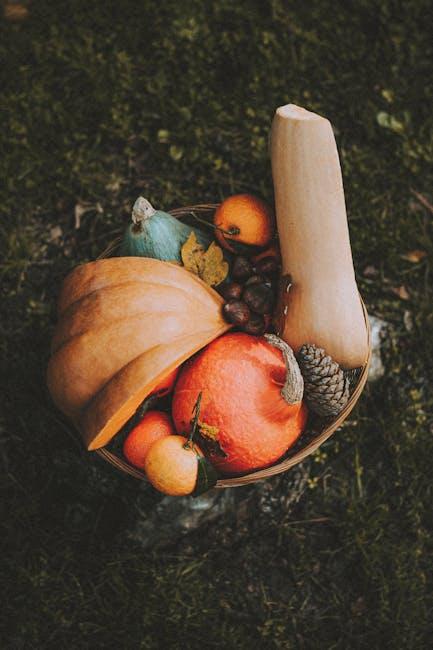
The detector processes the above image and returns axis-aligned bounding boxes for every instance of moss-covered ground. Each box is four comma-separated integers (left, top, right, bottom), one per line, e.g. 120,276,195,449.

1,1,432,647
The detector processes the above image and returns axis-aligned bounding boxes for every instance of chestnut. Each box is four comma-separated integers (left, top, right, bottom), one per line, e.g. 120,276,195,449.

244,274,266,286
219,282,243,301
242,283,274,315
242,313,266,336
231,256,254,281
223,300,251,326
255,256,279,277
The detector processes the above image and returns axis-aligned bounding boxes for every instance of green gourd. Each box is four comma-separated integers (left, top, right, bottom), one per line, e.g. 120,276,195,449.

119,197,213,262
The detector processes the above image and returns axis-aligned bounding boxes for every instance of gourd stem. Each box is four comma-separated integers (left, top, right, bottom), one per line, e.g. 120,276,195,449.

190,211,240,237
185,391,203,451
265,334,304,405
131,197,157,226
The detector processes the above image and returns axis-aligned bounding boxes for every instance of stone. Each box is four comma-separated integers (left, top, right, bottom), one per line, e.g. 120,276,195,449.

126,464,310,549
367,315,388,382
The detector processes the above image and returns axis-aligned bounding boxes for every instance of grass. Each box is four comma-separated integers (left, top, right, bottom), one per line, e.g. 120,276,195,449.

1,0,432,648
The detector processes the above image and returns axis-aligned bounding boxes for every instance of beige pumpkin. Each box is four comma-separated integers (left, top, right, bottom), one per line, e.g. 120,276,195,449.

47,257,231,450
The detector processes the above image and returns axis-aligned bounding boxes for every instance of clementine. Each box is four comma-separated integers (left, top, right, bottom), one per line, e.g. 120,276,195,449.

123,410,174,469
172,332,307,475
144,435,203,496
213,194,275,253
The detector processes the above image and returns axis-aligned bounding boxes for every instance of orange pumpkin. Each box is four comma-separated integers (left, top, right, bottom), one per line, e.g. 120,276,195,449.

172,332,307,475
47,257,231,450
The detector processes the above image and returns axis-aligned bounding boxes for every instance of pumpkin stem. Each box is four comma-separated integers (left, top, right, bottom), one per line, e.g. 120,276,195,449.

131,197,157,227
264,334,304,405
185,391,203,451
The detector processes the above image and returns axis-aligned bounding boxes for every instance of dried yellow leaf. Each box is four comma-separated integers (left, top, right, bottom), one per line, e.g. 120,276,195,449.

181,234,228,286
4,4,29,22
181,232,205,276
202,241,229,287
401,249,427,263
391,285,410,300
198,421,220,441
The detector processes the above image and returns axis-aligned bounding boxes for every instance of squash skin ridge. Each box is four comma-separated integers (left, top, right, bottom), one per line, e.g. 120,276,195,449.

57,258,225,316
57,276,221,320
50,282,215,353
51,308,193,356
47,311,224,417
80,324,232,450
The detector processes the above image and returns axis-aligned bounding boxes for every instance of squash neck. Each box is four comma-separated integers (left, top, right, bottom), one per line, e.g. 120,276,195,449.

131,197,157,229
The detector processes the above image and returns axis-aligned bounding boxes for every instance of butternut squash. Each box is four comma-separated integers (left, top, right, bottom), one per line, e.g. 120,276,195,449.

270,104,368,368
47,257,231,450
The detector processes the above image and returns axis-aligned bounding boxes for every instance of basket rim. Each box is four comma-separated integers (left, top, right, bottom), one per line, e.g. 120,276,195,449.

94,203,371,488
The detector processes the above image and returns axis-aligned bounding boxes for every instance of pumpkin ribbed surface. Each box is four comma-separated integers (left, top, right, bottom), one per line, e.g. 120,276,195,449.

47,258,231,450
172,333,307,475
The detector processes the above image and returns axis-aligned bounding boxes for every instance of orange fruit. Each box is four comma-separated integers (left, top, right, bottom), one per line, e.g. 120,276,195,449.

214,194,275,253
151,367,180,397
144,435,203,496
123,411,174,469
172,333,307,475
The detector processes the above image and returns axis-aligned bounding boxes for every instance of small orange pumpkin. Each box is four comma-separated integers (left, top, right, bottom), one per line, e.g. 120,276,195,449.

47,257,231,450
172,332,307,475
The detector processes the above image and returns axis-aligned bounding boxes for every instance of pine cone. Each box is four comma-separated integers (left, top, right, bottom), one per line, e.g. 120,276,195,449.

297,344,350,418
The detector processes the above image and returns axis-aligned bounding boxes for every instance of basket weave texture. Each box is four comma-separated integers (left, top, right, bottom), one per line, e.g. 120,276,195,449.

95,204,371,488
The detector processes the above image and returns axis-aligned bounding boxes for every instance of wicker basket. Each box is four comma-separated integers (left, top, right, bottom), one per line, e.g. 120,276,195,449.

94,203,371,488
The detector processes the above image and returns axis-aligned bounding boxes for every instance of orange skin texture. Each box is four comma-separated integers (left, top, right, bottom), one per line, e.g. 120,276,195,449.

144,435,203,496
123,411,175,469
151,367,180,397
214,194,275,253
172,333,307,475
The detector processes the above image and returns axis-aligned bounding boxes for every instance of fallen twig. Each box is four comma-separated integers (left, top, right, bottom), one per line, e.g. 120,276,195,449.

410,189,433,215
